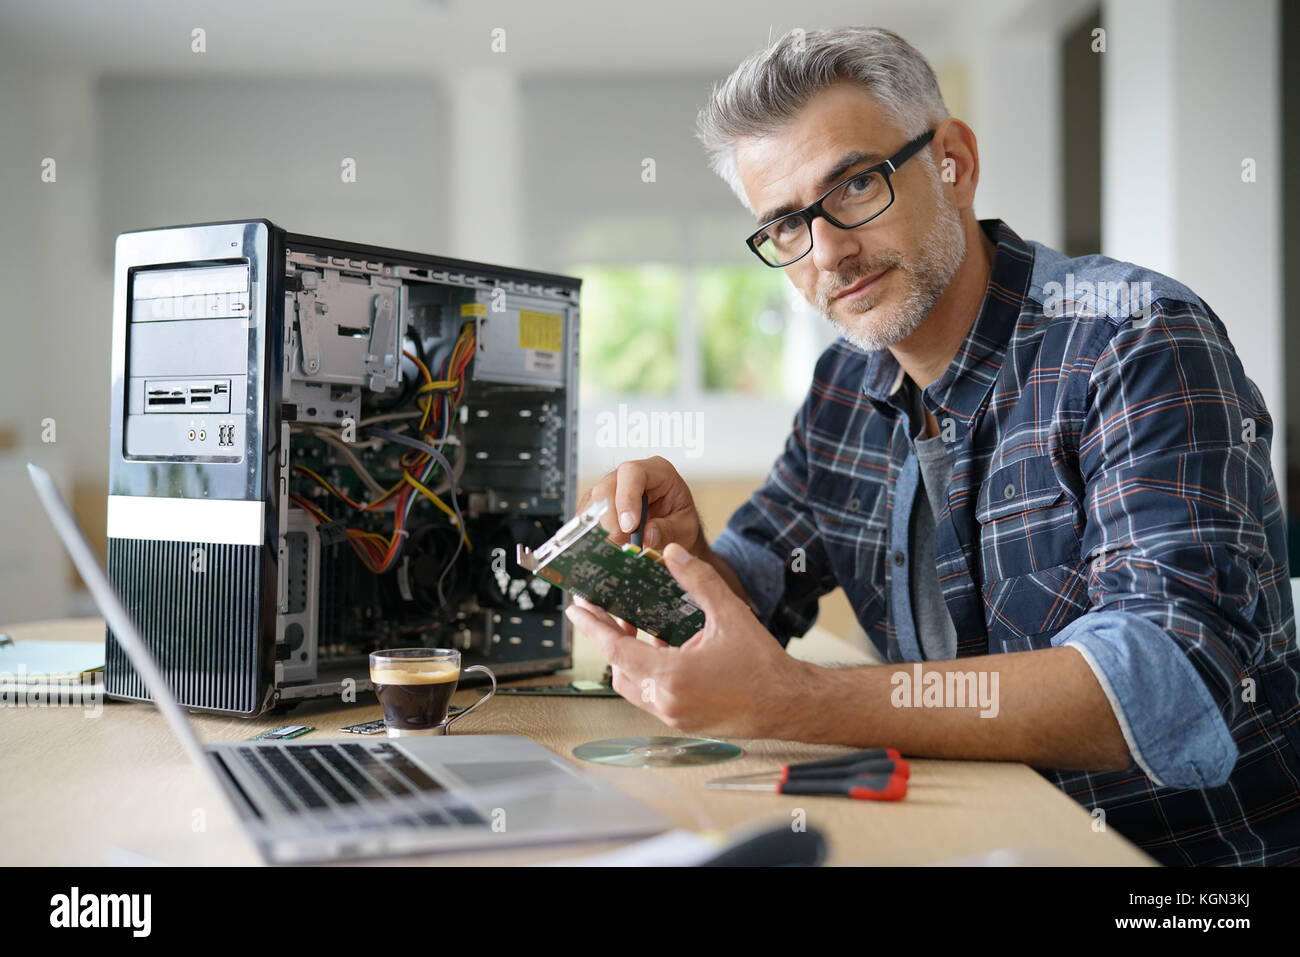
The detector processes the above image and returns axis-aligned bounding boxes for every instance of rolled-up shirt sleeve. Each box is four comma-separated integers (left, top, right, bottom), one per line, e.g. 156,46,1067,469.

1051,612,1237,788
711,526,790,629
1069,297,1280,789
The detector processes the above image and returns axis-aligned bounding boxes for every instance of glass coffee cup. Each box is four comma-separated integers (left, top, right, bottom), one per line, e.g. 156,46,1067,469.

368,649,496,737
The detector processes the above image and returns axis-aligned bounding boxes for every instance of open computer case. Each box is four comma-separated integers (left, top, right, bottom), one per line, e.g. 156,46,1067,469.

106,219,579,716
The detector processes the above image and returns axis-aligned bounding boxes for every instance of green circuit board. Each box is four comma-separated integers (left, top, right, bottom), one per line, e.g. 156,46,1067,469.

516,501,706,646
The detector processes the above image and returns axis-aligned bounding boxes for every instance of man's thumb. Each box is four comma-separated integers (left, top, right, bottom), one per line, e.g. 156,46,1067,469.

662,542,736,619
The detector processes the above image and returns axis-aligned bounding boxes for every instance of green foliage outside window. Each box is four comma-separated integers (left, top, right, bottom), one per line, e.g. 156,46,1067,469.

571,263,797,397
572,264,681,397
695,266,791,394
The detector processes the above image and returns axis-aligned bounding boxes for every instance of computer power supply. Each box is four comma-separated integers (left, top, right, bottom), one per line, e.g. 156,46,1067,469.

106,219,579,716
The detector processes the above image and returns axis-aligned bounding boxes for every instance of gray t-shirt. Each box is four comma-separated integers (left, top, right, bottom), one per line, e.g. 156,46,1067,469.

899,375,959,660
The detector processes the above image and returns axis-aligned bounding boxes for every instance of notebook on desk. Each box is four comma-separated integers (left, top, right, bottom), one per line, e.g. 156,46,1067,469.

0,639,103,677
0,639,104,703
26,463,669,864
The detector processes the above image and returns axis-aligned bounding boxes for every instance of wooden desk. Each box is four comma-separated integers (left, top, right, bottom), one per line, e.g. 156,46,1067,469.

0,618,1153,866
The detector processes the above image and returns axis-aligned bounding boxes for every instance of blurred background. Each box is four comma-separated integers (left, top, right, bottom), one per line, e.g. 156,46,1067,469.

0,0,1290,645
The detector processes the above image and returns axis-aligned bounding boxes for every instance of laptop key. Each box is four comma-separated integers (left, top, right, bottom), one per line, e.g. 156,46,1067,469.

288,747,358,805
310,745,384,800
235,747,297,813
350,744,480,829
341,743,416,797
262,748,327,809
444,803,486,826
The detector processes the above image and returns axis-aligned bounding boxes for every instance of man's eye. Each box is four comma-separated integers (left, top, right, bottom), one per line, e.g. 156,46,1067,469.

845,174,879,197
773,216,803,237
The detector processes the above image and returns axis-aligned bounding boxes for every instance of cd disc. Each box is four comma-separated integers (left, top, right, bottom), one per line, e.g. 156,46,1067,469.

572,736,743,768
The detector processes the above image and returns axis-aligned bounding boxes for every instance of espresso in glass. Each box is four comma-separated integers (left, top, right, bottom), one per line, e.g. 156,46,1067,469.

369,649,496,737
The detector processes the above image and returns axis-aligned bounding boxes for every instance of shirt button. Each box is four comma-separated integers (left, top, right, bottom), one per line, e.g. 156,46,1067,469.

1003,482,1016,500
892,550,905,566
847,497,860,512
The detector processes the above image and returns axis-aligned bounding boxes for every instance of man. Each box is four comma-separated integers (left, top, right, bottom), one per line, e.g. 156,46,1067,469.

567,27,1300,866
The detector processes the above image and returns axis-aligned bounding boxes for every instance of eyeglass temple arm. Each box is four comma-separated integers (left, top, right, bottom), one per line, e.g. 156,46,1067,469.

886,128,936,174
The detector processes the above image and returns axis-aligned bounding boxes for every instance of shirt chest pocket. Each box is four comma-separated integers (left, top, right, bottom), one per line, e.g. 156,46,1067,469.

806,464,887,529
805,471,887,623
974,455,1083,582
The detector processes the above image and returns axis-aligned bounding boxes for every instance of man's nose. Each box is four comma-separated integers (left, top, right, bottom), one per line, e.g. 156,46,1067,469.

808,215,863,274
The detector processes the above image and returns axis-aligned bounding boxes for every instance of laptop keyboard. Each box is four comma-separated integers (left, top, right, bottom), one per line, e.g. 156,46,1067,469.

234,742,485,828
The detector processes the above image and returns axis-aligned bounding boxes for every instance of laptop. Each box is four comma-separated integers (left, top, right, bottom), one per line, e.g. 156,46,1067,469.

27,463,669,864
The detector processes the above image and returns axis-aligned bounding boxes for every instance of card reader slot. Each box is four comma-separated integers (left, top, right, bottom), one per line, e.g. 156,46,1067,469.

142,378,232,413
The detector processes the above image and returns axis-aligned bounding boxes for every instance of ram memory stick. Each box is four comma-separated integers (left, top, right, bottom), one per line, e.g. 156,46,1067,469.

516,499,706,646
247,724,314,741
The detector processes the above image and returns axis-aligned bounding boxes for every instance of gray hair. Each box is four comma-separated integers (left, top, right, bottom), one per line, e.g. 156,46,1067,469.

696,27,950,214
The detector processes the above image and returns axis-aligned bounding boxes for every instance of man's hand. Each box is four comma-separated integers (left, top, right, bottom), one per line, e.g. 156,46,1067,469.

564,542,802,739
577,456,750,603
577,456,705,555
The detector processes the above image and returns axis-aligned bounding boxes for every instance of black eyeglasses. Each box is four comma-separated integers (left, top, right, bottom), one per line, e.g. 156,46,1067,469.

745,129,936,267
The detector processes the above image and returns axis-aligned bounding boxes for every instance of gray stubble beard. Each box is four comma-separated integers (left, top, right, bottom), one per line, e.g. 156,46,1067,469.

815,166,967,354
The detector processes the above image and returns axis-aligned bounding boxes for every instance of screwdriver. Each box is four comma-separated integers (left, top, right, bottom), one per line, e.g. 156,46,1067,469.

706,748,909,801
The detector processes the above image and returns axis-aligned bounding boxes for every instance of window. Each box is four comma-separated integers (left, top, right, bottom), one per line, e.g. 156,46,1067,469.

696,265,791,394
572,262,823,401
570,225,835,478
574,264,683,398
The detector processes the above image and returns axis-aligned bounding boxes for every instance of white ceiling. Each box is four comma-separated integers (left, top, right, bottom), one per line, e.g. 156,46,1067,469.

0,0,990,77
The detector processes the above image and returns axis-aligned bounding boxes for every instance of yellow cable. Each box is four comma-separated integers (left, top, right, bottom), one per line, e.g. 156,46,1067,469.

293,465,361,506
404,351,433,385
402,472,471,550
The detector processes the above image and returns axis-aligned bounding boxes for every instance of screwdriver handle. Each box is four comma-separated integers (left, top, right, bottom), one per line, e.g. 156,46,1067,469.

777,772,908,801
786,748,900,773
629,492,649,549
785,757,909,782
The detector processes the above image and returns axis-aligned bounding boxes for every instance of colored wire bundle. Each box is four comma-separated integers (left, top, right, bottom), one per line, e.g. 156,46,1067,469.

289,323,477,577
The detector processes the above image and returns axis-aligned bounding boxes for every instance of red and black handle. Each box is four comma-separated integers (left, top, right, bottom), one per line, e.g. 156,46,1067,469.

776,769,908,801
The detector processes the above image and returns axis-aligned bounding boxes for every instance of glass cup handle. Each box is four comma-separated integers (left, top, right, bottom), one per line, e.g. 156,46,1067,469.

442,665,497,734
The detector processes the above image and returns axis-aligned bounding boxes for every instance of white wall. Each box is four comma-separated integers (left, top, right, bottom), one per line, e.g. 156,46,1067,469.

966,30,1063,249
0,61,51,459
520,73,760,271
1102,0,1284,494
0,62,76,621
98,77,447,262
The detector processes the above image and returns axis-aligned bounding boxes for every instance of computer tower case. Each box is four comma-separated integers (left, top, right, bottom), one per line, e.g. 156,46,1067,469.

106,219,580,715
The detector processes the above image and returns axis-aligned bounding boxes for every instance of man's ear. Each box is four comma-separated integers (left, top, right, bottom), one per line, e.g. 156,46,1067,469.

932,118,980,211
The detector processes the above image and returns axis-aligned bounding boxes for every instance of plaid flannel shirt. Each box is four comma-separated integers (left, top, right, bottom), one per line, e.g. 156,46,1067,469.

713,219,1300,866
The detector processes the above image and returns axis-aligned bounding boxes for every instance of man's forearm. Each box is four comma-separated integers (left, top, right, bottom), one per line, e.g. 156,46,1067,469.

782,646,1132,772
